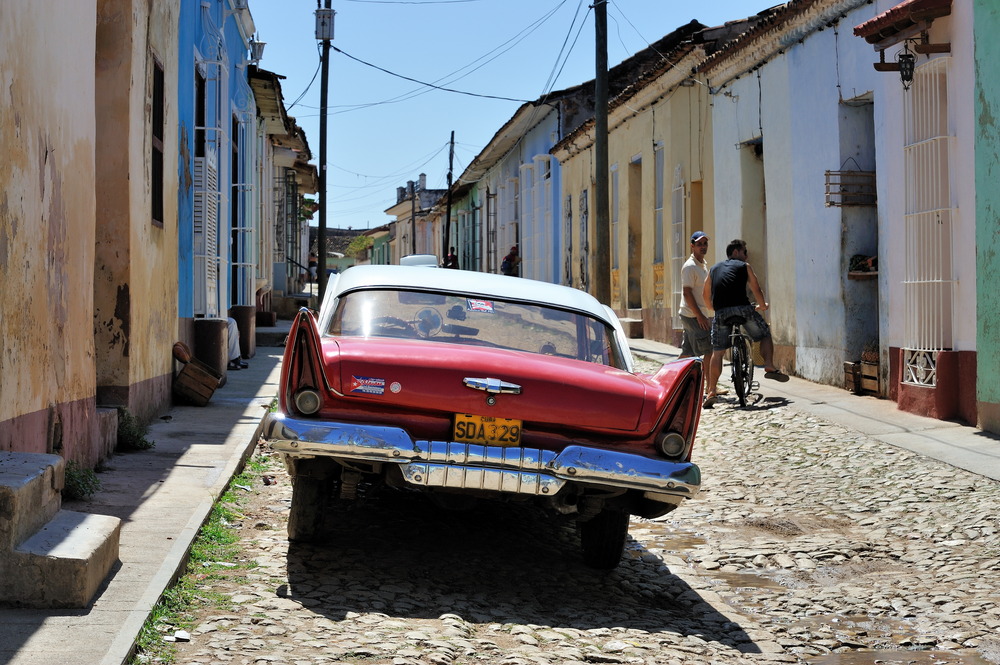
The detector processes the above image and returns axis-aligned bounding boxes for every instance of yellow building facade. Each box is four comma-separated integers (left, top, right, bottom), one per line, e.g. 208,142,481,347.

0,0,180,467
553,46,715,345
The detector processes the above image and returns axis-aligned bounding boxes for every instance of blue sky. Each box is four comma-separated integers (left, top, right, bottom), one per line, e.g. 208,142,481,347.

249,0,779,231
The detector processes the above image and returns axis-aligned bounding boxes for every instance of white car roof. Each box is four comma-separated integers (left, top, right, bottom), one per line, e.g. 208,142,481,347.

321,264,614,324
399,254,439,267
317,264,635,373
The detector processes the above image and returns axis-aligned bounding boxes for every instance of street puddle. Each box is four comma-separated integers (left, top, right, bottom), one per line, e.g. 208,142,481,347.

809,650,993,664
705,569,785,590
790,613,915,641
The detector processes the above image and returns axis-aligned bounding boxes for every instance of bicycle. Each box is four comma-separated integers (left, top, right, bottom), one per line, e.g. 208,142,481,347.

723,314,759,407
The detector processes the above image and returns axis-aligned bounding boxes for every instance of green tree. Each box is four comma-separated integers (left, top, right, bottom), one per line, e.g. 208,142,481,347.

345,235,373,259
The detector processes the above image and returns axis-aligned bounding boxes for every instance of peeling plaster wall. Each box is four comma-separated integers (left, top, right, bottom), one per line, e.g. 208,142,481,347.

94,0,179,421
0,1,99,457
707,1,884,386
553,77,715,344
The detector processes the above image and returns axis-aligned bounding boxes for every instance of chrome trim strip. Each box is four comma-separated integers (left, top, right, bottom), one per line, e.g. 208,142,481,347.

463,377,522,394
261,413,700,499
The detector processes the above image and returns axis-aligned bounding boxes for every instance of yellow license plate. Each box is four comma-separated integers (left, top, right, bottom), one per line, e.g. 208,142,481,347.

453,414,522,446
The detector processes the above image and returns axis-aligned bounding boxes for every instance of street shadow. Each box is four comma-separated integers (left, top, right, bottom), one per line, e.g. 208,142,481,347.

705,393,790,411
284,492,762,653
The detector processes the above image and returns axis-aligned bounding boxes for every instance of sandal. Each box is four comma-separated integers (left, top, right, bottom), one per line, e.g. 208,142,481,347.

764,369,789,382
702,394,718,409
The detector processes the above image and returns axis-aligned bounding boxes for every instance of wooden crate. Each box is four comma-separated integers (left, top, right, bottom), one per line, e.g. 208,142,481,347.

860,361,879,393
174,357,222,406
844,361,861,393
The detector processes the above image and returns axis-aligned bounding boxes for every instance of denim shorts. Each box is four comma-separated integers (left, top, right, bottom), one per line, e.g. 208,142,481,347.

711,305,771,350
680,315,713,356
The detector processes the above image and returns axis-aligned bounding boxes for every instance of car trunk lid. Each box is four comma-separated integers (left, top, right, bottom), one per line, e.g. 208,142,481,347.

326,338,647,432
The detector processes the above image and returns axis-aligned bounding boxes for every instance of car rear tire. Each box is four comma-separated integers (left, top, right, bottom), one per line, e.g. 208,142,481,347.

288,475,327,542
579,508,630,569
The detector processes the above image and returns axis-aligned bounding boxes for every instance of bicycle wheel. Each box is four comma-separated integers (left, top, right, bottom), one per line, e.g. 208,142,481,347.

731,336,748,407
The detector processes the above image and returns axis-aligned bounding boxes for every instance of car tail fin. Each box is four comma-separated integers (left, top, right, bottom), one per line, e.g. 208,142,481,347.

281,307,329,414
655,359,703,461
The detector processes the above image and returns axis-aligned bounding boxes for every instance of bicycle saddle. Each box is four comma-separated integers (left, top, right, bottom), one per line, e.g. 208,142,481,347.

723,315,747,326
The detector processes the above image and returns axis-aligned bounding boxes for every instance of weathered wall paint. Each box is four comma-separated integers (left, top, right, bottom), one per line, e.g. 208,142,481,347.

555,68,715,345
974,0,1000,431
94,0,179,422
0,1,100,459
707,3,887,386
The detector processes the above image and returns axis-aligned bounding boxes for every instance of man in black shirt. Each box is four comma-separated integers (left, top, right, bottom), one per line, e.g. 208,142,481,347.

701,239,788,407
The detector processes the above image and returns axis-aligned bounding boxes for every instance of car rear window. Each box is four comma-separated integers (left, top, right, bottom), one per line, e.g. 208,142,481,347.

326,289,625,368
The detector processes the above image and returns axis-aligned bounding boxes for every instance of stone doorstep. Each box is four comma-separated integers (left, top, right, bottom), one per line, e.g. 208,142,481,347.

0,453,121,608
0,452,64,552
256,330,289,348
8,510,121,608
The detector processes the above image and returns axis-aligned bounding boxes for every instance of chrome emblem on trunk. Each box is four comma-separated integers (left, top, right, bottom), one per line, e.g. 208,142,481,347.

463,377,522,395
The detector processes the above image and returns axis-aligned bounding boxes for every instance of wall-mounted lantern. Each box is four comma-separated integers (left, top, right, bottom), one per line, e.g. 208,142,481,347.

249,38,265,64
897,42,916,91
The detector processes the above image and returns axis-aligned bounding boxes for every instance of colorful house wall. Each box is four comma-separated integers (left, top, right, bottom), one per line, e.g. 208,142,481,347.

553,21,720,344
974,0,1000,432
0,1,101,460
177,0,257,326
94,0,181,423
702,0,883,384
854,0,978,425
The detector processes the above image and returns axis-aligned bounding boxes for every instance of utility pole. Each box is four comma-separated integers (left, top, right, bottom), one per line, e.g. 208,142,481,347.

593,0,610,304
444,131,454,260
315,1,334,301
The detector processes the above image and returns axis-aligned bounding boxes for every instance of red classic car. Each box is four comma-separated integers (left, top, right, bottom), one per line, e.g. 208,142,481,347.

260,264,702,568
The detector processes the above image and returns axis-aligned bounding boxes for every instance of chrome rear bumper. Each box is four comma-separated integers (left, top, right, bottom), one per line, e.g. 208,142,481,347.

260,412,700,501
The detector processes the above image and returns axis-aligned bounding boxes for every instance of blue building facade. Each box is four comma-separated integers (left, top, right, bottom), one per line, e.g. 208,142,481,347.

177,0,258,319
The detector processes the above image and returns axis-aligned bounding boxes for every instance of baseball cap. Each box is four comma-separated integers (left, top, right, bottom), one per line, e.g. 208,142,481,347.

690,231,708,243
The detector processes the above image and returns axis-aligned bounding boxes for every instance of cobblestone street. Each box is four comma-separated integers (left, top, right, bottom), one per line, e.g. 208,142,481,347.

169,356,1000,665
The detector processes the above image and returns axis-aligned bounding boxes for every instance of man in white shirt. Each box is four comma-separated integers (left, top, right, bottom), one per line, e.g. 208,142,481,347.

678,232,714,382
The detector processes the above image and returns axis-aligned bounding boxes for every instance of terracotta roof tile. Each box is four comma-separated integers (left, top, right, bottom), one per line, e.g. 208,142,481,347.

853,0,951,42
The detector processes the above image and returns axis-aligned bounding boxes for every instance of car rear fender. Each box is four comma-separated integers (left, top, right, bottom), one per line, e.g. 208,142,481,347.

280,307,333,414
647,359,703,462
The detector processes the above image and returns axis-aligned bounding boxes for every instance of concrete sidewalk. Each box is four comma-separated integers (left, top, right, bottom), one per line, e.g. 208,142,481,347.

2,328,998,665
0,331,286,665
629,337,1000,482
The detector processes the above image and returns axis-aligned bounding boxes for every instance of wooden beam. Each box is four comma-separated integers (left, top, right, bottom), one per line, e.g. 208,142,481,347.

915,42,950,54
872,20,930,50
874,62,901,72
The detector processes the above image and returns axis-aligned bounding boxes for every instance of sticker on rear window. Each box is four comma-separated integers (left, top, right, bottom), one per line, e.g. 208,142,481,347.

467,299,494,313
350,375,386,395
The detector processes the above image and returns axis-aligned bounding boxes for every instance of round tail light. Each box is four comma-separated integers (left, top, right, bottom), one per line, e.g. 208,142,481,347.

656,431,687,458
294,389,322,415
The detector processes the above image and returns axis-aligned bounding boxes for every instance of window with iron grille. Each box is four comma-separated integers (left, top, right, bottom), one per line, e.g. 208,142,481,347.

902,56,955,387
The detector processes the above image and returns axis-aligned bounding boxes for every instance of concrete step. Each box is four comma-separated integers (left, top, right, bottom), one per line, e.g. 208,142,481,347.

0,452,64,553
0,452,121,608
620,317,644,339
257,329,289,348
9,510,121,608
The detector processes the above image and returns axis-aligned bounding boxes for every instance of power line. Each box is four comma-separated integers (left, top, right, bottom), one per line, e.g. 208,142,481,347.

331,46,531,102
342,0,484,4
287,43,322,110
